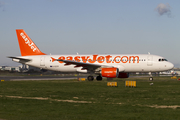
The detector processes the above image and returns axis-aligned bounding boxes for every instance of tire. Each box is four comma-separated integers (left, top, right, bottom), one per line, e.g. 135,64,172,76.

87,76,94,81
96,76,102,81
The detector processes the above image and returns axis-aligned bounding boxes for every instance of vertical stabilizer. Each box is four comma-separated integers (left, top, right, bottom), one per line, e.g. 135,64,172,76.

16,29,46,56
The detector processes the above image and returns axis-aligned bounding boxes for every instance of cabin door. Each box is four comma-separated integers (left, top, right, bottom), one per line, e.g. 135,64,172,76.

147,55,153,66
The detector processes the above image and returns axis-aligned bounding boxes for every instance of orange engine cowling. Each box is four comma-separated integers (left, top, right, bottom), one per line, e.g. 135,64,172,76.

117,73,129,78
101,68,119,78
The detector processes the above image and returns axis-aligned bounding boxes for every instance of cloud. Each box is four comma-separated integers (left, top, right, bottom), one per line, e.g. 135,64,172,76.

155,3,171,17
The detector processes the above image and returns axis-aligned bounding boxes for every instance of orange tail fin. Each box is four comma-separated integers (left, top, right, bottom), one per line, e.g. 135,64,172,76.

16,29,46,56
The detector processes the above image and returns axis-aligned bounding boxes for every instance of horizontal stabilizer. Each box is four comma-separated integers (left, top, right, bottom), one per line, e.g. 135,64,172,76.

8,56,31,63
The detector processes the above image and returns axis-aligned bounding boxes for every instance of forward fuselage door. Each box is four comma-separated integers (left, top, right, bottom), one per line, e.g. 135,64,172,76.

147,55,153,66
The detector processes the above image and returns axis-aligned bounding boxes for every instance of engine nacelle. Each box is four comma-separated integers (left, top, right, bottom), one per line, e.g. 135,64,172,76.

101,68,119,78
117,73,129,78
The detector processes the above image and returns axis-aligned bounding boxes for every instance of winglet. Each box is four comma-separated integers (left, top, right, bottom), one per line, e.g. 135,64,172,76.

16,29,46,56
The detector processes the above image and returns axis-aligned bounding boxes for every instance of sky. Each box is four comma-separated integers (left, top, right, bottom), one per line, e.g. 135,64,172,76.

0,0,180,67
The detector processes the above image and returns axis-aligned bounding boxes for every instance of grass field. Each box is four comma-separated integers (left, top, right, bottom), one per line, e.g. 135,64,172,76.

0,76,180,120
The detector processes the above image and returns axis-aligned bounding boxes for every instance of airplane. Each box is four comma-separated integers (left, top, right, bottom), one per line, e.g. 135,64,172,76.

9,29,174,81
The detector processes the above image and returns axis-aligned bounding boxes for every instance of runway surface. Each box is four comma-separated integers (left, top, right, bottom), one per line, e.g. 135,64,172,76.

0,75,151,81
0,75,81,81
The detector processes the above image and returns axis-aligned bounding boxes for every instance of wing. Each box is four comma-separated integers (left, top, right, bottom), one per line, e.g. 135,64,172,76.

55,59,112,70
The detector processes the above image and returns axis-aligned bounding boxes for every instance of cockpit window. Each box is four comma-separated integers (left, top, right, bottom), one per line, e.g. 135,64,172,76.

159,58,168,62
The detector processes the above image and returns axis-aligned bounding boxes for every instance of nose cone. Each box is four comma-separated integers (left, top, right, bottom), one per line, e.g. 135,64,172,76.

167,62,174,70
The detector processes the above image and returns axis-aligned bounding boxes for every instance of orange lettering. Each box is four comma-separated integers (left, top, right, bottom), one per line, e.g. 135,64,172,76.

121,56,128,63
105,55,112,63
129,56,139,63
89,55,98,63
56,55,139,64
97,56,105,63
66,56,73,61
114,56,120,63
81,56,90,63
74,56,80,62
58,56,65,63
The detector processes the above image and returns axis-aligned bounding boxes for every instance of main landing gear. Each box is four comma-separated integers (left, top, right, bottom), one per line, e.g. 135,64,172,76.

96,76,102,81
87,76,94,81
87,75,102,81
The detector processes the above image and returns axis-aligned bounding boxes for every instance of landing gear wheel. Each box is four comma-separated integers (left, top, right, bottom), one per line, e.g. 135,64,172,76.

96,76,102,81
149,77,153,81
87,76,94,81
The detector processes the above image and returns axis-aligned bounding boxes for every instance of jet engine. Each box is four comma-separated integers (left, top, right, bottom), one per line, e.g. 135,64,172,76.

101,68,119,78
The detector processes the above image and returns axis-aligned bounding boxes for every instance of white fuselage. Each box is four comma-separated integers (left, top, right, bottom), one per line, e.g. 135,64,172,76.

14,54,174,73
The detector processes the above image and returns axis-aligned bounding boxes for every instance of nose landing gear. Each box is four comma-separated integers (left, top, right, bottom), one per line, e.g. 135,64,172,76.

149,72,153,81
149,77,153,81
